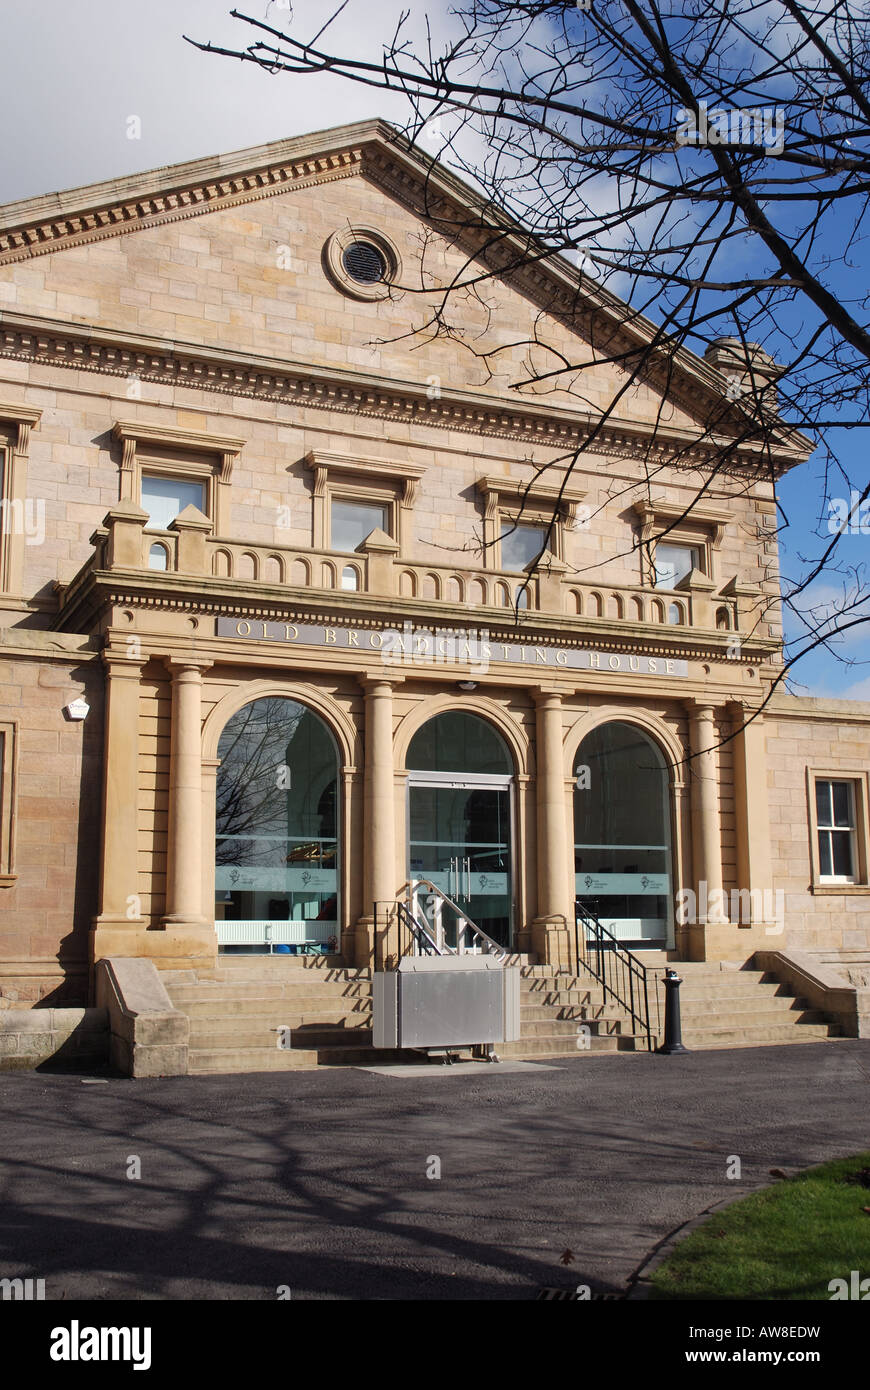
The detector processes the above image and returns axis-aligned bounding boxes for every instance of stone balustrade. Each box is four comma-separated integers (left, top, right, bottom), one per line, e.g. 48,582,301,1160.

60,502,762,636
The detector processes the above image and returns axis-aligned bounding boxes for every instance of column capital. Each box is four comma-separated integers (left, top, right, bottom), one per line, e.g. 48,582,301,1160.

726,696,764,720
357,672,402,693
101,649,146,675
685,697,718,719
531,686,563,707
163,655,213,676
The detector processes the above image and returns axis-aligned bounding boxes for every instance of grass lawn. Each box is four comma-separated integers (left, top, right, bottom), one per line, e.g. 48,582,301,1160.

650,1152,870,1300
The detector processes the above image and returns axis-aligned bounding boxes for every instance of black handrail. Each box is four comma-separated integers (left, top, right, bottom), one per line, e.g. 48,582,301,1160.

573,898,663,1051
373,898,443,971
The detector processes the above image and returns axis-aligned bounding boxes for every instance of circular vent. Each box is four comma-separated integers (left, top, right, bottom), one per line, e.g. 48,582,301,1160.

342,241,387,285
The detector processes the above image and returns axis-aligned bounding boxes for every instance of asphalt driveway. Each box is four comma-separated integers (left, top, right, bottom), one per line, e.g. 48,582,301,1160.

1,1041,868,1300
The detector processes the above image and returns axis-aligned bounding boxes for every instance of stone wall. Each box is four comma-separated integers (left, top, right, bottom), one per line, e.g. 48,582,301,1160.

0,1006,108,1069
767,695,870,953
0,637,103,1006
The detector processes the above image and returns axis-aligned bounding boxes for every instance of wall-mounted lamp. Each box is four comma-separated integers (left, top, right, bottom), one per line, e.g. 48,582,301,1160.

457,681,478,692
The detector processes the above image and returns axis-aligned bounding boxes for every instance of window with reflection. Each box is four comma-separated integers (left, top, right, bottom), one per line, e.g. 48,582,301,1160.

815,779,856,882
574,721,672,944
140,474,205,530
331,499,387,552
215,698,338,949
654,542,699,590
500,521,545,572
407,711,512,775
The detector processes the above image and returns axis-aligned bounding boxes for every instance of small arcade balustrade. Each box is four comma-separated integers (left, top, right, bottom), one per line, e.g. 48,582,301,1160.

55,499,766,639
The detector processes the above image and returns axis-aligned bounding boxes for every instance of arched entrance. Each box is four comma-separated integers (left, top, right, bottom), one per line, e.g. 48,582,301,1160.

406,711,514,947
573,720,673,946
214,697,339,953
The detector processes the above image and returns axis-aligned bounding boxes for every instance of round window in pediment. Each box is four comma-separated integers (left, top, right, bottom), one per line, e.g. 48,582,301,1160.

323,226,402,300
342,241,387,285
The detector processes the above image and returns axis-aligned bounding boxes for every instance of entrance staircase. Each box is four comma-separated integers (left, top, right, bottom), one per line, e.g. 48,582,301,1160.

161,955,649,1074
163,958,379,1074
505,965,649,1058
635,952,841,1049
161,894,842,1074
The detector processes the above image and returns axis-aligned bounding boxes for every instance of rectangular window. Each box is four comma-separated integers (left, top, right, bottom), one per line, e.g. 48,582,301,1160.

330,499,387,553
815,779,856,882
140,474,206,531
500,522,546,573
654,542,699,590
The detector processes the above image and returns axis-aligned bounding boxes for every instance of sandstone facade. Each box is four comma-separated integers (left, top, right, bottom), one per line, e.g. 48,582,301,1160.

0,120,865,1006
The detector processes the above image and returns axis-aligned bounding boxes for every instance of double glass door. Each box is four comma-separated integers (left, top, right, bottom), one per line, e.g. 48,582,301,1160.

408,775,513,948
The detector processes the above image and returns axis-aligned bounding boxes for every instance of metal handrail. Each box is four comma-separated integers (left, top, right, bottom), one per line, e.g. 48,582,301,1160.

573,898,663,1051
404,878,509,961
373,880,510,970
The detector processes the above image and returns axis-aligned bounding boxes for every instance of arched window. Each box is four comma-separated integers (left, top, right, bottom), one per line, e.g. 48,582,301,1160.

574,721,672,945
215,698,339,953
408,711,512,774
148,543,168,571
341,565,359,591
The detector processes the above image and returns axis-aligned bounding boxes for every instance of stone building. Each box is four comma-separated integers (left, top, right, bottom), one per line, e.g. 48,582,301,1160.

0,120,867,1067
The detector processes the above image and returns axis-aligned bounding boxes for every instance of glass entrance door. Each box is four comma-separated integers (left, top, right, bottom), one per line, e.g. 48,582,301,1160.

408,777,513,948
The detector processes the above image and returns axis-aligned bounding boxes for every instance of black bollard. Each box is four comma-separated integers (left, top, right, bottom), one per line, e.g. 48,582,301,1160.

658,967,689,1054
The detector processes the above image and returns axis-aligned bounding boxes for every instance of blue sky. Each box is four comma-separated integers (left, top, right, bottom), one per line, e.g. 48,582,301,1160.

2,0,865,698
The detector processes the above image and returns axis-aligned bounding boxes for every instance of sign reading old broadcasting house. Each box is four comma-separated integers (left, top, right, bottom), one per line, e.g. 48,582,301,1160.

0,120,868,1074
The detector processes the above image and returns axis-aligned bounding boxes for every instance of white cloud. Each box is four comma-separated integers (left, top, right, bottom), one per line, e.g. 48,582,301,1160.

830,674,870,702
0,0,456,204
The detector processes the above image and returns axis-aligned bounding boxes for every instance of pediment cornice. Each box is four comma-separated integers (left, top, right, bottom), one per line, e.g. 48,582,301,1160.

0,309,804,477
0,143,364,266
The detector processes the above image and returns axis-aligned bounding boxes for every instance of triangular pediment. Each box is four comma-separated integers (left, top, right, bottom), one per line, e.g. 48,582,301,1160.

169,504,212,531
0,119,812,467
356,528,399,554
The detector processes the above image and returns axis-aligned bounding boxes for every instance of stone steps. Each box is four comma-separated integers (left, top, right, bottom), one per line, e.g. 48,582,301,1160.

170,948,843,1072
522,987,608,1004
166,979,368,1004
680,1022,837,1048
188,1046,325,1074
210,960,369,981
679,998,824,1021
188,1008,370,1035
514,1016,628,1038
168,995,361,1019
181,966,371,983
520,1003,623,1022
188,1041,420,1074
498,1032,644,1058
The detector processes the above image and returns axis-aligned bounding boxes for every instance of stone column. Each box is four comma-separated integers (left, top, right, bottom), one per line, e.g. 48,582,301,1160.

357,676,399,966
532,689,572,969
92,650,145,955
729,700,775,930
163,659,211,929
687,701,724,926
